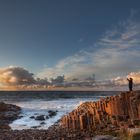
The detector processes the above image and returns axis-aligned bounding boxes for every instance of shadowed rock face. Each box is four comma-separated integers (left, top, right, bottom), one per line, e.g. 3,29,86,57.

0,102,21,129
60,91,140,134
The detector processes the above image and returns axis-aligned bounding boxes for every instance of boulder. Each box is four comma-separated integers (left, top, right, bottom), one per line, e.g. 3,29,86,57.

30,116,35,119
0,124,11,130
35,115,45,121
40,122,46,125
0,102,21,130
48,110,57,117
0,102,7,111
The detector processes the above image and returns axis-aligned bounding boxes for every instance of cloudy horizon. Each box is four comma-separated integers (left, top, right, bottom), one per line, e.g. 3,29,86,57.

0,0,140,90
0,65,140,91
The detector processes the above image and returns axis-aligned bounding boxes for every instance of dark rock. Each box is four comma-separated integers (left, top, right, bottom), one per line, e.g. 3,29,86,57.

0,102,8,111
31,126,40,129
35,115,45,121
48,110,57,117
133,119,140,125
40,122,46,125
18,115,24,119
30,116,35,119
128,124,135,128
0,124,11,130
0,102,21,130
117,115,124,122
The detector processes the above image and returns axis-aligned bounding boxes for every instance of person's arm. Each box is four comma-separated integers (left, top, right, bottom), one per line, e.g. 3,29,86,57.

127,78,129,81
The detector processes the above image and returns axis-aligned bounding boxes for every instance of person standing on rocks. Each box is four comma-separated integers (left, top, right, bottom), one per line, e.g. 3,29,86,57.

127,77,133,91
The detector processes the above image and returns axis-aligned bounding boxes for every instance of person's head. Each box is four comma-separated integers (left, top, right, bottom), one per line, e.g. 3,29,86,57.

130,77,133,80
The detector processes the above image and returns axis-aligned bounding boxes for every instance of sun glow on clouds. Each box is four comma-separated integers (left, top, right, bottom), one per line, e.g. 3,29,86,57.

0,66,35,89
0,66,140,90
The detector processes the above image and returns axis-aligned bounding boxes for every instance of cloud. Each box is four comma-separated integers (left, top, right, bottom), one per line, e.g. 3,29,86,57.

108,71,140,88
127,72,140,85
51,75,65,86
1,12,140,90
0,66,65,89
62,71,140,90
0,66,35,86
38,12,140,81
36,78,50,86
0,66,140,90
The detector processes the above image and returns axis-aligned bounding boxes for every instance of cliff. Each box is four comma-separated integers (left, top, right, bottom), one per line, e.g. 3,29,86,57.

60,91,140,138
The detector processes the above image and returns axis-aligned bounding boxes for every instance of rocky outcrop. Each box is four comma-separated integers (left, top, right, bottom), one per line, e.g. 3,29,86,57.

60,91,140,136
0,102,21,129
48,110,57,117
31,110,57,121
35,115,46,121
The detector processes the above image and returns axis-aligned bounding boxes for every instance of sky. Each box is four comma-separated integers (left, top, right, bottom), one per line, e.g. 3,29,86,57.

0,0,140,90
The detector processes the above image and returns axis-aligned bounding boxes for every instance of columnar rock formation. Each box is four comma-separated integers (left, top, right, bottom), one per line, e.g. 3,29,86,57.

60,91,140,132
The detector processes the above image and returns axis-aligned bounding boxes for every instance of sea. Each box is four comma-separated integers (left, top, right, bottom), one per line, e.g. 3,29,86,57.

0,91,119,130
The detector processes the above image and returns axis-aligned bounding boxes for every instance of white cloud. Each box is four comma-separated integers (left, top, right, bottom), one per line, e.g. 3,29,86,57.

38,13,140,82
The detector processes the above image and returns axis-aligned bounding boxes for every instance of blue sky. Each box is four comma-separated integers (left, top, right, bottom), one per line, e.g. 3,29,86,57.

0,0,140,90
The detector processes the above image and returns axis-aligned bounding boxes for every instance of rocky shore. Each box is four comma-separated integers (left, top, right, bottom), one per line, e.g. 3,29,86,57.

0,91,140,140
0,102,21,129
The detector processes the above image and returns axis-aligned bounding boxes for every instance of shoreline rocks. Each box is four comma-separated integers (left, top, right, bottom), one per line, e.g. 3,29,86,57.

35,115,46,121
30,110,57,121
0,102,21,130
48,110,57,117
0,91,140,139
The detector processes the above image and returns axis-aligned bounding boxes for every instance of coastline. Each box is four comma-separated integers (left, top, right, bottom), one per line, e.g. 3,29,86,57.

0,91,140,140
